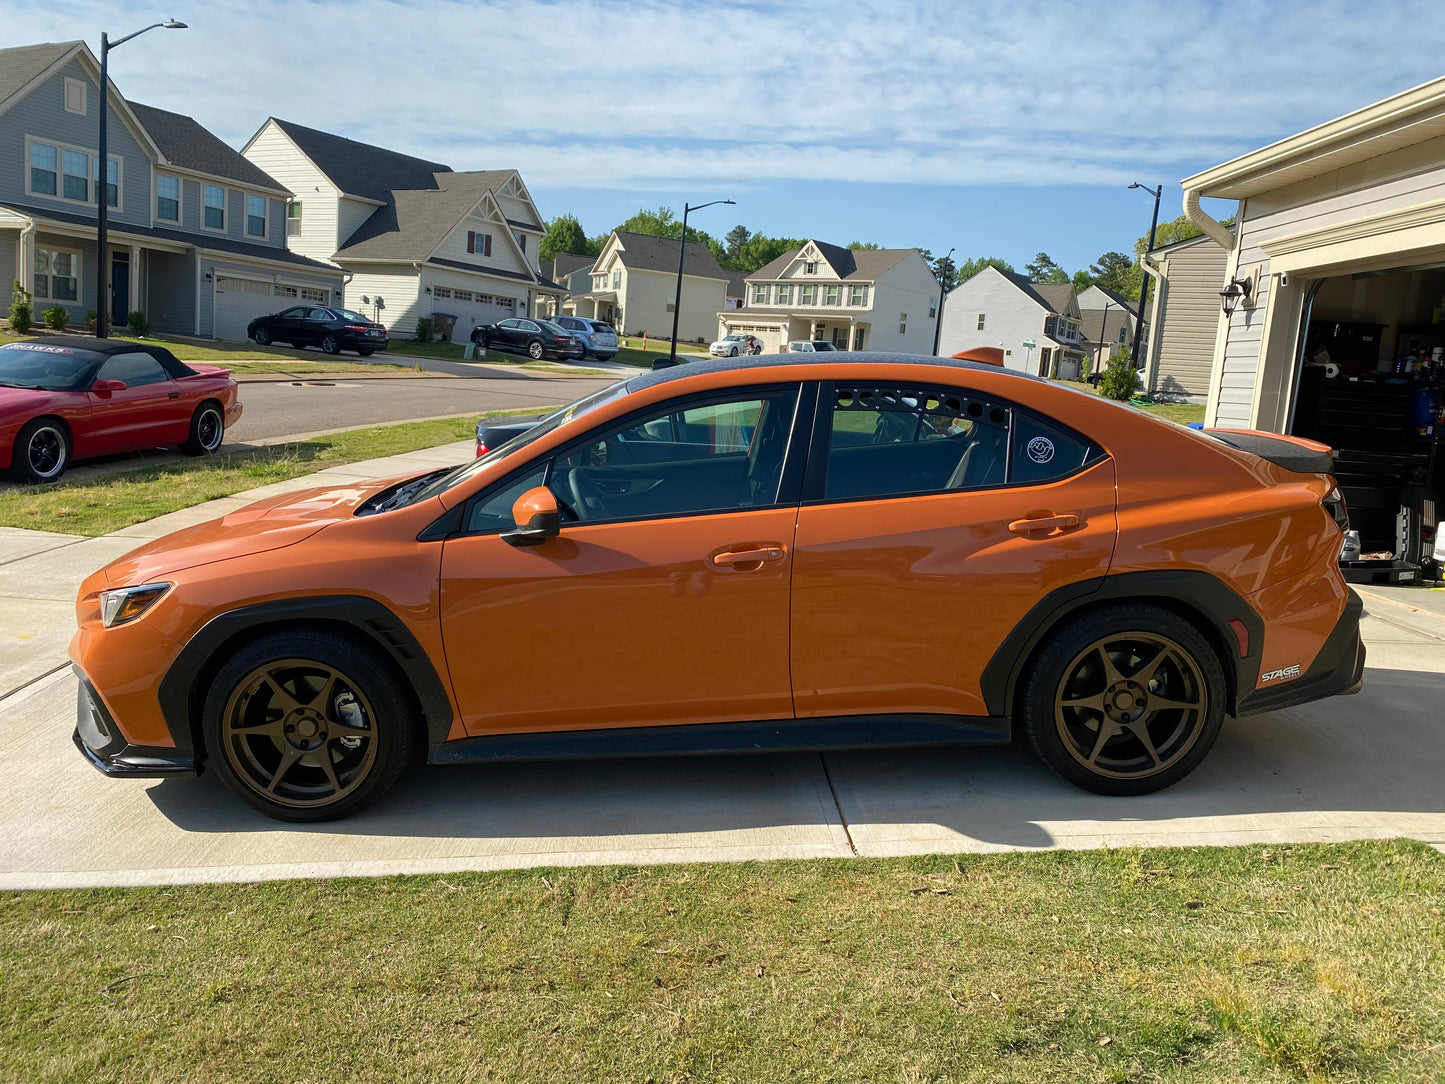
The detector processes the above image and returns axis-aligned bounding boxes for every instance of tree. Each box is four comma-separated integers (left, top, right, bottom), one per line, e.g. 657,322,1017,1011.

1133,213,1236,257
1088,251,1137,295
1097,347,1142,401
954,256,1015,283
928,252,959,291
1025,252,1063,282
1072,269,1094,291
847,241,881,250
539,213,589,262
733,233,804,273
618,206,678,238
724,224,751,261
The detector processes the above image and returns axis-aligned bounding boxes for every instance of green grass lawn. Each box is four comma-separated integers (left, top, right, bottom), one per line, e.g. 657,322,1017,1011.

0,328,408,370
2,840,1441,1083
1062,379,1207,425
0,409,551,536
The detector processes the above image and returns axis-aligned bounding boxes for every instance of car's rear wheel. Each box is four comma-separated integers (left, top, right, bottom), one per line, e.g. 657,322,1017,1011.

202,630,416,821
253,326,271,346
1021,605,1224,795
181,401,225,456
11,418,70,484
358,347,375,357
321,333,341,355
528,340,545,359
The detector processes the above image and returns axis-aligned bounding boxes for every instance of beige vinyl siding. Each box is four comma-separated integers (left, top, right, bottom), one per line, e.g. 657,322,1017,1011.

1152,241,1228,401
433,215,532,278
345,265,422,334
240,123,342,262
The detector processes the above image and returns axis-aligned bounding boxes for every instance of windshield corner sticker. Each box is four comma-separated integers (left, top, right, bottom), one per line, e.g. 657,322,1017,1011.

1026,436,1055,464
1261,664,1301,684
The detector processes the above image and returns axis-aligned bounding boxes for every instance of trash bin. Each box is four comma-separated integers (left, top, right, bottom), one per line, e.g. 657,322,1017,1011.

431,312,458,342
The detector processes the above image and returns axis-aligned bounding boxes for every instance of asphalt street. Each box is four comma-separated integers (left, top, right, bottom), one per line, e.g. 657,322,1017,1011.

227,373,616,443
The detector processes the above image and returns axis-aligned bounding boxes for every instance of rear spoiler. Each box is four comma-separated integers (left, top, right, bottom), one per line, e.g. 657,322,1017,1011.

1197,427,1335,476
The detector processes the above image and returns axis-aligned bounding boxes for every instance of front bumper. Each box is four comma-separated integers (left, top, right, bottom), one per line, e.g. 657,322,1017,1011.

72,668,195,778
1235,589,1365,717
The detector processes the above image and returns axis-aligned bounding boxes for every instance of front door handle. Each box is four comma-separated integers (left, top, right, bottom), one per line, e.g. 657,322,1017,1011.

709,544,786,570
168,391,180,399
1008,514,1080,535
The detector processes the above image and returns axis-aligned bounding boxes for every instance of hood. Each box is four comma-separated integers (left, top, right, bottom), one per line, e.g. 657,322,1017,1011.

101,472,417,585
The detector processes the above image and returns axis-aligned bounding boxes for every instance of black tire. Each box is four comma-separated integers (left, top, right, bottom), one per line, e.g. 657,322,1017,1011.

357,347,375,357
320,333,341,355
1020,604,1225,796
728,347,739,356
252,326,271,346
11,417,69,484
202,629,417,822
181,401,225,456
528,340,545,360
472,331,490,351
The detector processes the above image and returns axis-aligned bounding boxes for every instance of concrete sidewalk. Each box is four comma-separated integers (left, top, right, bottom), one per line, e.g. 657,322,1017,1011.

1,447,1443,888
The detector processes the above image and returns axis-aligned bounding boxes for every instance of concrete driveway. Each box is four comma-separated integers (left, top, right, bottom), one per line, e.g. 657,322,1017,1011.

1,450,1443,887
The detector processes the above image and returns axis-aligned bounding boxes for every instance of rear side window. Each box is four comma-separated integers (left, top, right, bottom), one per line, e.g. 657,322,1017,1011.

98,352,169,387
1010,412,1096,486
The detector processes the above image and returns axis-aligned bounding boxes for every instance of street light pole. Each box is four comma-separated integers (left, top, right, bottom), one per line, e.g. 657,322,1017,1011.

1128,182,1161,371
95,19,187,338
661,198,734,369
1094,298,1112,377
930,246,955,356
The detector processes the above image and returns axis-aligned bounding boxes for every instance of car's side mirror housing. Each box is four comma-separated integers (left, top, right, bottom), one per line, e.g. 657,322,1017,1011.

502,486,562,547
91,378,127,395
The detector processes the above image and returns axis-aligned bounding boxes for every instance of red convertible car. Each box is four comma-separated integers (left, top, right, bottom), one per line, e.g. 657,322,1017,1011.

0,337,242,483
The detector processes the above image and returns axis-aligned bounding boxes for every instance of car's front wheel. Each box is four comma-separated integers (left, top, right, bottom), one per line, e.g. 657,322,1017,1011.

1021,605,1225,795
11,417,70,484
252,326,271,346
202,630,416,821
358,347,375,357
729,347,739,356
472,331,490,351
181,401,225,456
528,340,545,360
320,333,341,355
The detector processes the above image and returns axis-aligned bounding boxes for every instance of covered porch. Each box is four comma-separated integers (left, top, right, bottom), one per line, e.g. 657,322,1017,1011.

717,311,870,353
565,290,619,327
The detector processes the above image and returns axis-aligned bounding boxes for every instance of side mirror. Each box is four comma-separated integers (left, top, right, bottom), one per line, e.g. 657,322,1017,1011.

91,378,127,395
501,486,562,547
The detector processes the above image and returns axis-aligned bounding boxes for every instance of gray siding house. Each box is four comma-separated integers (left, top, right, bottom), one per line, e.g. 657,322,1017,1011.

938,267,1086,377
1139,232,1230,402
0,40,343,338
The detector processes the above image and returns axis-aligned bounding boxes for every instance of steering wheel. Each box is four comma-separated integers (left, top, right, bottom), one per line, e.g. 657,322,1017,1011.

566,467,607,520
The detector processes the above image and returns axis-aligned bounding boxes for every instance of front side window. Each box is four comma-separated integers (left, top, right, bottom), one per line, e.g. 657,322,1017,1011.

467,466,548,533
776,284,792,305
98,352,169,387
553,386,801,524
157,174,180,221
204,184,225,229
29,142,57,195
246,194,267,237
33,247,79,301
62,149,89,202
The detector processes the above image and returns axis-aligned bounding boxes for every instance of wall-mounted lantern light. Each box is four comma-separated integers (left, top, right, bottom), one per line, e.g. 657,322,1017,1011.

1220,276,1252,316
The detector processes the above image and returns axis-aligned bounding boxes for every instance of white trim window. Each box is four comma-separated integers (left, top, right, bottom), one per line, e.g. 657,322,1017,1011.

804,261,817,275
612,269,621,288
928,298,938,318
849,284,867,306
156,174,180,222
62,149,90,201
800,284,816,305
776,283,792,305
434,286,453,299
977,313,986,330
287,201,302,236
753,284,768,304
203,184,226,230
33,246,80,302
64,77,87,115
899,313,908,334
824,285,841,306
245,194,267,238
25,138,119,208
300,287,328,302
95,156,118,208
29,142,57,196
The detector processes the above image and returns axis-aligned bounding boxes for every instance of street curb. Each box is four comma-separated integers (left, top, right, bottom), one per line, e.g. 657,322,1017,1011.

232,370,451,384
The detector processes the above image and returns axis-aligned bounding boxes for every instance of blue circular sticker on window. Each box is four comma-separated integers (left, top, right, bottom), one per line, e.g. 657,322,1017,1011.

1026,436,1055,464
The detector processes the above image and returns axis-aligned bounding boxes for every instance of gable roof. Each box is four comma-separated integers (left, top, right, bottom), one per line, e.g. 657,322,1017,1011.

983,268,1062,313
1032,283,1078,315
1081,283,1138,314
608,230,728,279
1080,307,1134,347
334,170,516,261
547,252,594,281
746,241,917,282
727,270,747,297
131,102,288,193
0,41,78,109
265,117,452,202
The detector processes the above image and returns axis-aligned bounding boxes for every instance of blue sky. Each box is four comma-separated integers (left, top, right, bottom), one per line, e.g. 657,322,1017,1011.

9,0,1445,272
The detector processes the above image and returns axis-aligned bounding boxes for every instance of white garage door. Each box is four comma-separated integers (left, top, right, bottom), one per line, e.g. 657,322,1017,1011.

214,277,329,342
432,286,517,337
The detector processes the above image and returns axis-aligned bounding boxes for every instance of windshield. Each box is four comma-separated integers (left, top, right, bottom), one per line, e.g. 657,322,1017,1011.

0,342,103,390
406,380,632,505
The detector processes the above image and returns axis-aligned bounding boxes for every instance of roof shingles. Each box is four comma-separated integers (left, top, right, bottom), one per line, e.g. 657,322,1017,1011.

132,102,288,192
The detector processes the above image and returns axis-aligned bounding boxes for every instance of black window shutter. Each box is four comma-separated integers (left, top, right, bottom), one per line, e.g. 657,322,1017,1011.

484,234,492,257
466,231,475,254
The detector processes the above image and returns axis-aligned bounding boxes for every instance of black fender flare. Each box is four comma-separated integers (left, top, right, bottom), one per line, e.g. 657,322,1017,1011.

156,595,454,761
978,569,1264,719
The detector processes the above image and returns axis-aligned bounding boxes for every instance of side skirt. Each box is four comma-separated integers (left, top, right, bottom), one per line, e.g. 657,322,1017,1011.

429,714,1012,766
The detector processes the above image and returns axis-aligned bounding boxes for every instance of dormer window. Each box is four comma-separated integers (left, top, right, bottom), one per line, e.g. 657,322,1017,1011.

804,261,817,275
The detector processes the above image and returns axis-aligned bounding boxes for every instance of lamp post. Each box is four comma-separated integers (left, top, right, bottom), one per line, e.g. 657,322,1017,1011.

659,199,734,369
930,246,955,356
1093,298,1112,378
96,19,187,338
1127,182,1161,372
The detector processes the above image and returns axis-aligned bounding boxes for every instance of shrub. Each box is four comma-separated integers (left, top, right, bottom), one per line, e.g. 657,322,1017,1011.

415,317,431,343
126,310,150,336
8,280,32,333
86,309,98,332
41,306,69,330
1098,349,1142,401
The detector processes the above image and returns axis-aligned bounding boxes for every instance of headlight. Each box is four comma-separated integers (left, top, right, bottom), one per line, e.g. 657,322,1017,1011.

99,583,171,628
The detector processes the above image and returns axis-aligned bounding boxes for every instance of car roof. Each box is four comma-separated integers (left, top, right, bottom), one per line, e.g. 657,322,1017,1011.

624,351,1047,393
7,335,168,357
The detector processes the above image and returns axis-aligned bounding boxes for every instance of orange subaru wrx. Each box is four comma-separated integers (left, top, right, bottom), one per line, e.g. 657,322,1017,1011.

70,355,1364,821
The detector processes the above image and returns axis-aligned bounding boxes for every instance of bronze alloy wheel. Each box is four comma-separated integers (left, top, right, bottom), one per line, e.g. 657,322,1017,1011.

1053,631,1208,780
220,658,378,810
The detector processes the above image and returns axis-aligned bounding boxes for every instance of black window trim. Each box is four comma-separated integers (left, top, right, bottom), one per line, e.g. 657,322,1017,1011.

445,380,818,539
800,378,1106,506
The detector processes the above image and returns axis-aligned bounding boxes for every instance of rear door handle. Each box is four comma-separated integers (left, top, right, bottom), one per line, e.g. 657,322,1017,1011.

709,544,786,569
1008,514,1080,535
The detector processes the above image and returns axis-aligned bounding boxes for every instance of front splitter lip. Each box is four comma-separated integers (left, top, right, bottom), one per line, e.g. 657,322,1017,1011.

72,729,196,778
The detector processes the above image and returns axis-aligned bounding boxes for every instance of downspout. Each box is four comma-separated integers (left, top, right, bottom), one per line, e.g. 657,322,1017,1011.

18,216,36,298
1139,251,1165,394
1183,188,1235,251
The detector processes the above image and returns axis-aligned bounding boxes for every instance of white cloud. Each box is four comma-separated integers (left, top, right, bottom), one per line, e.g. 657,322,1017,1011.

8,0,1445,190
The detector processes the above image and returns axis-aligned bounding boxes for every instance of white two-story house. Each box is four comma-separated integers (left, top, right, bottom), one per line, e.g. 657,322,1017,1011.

241,118,564,339
716,241,940,354
0,40,343,338
938,266,1087,377
565,230,731,342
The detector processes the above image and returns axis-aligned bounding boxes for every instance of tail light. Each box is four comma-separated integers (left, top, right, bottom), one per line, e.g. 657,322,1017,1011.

1322,485,1349,532
475,441,488,458
345,324,369,332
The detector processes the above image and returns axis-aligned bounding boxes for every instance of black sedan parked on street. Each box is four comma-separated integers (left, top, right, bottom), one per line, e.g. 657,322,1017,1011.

471,318,585,361
248,306,390,356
